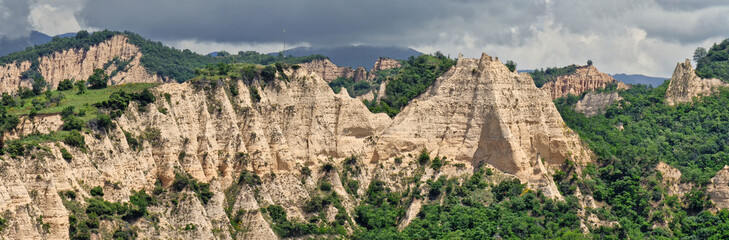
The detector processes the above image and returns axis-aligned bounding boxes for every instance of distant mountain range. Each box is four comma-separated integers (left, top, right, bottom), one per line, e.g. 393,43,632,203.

268,45,423,69
611,73,668,87
0,31,76,57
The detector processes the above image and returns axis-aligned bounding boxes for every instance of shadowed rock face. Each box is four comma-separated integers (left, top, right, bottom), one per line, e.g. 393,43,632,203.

0,53,593,239
665,59,728,106
0,35,165,94
542,65,627,100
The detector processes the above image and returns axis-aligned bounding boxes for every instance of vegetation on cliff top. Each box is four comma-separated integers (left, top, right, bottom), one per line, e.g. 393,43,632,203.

0,30,326,83
363,53,456,117
695,38,729,83
529,64,580,88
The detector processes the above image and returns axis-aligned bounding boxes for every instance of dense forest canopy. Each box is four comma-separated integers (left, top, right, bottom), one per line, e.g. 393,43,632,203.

696,38,729,83
0,30,327,83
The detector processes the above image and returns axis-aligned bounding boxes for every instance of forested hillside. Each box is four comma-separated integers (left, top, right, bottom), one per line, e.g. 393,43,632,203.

0,30,326,82
363,53,456,117
551,82,729,239
696,39,729,82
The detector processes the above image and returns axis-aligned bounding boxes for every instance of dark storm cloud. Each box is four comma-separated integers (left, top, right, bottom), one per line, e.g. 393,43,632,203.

0,0,32,39
4,0,729,76
78,0,545,47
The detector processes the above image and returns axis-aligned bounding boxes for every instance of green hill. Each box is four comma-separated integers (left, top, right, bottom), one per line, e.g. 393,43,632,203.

696,38,729,82
0,30,327,82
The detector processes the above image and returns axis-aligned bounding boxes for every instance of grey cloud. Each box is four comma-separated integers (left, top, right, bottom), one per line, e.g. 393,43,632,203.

78,0,544,47
0,0,32,39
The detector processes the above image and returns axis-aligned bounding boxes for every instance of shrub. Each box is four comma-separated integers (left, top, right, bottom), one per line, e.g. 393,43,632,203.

492,178,524,201
171,173,214,204
61,147,72,161
163,93,172,103
322,163,334,172
239,170,262,186
249,86,261,103
261,65,277,82
142,127,162,146
64,130,86,149
90,186,104,197
418,148,430,165
124,131,140,150
64,190,76,200
75,80,87,95
319,181,332,191
87,68,108,89
62,116,85,131
5,140,25,156
112,228,137,240
58,79,74,91
95,114,113,130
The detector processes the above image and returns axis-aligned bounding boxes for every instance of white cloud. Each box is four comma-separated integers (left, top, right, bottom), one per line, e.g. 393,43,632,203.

28,0,85,35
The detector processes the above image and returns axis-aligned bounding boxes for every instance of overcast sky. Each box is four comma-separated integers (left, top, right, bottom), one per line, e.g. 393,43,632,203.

2,0,728,77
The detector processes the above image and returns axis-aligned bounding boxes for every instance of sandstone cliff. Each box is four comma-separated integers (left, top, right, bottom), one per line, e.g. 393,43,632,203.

373,53,593,197
298,59,354,83
0,53,594,239
665,59,728,105
0,35,165,94
574,92,622,117
542,65,628,100
371,57,401,73
709,166,729,210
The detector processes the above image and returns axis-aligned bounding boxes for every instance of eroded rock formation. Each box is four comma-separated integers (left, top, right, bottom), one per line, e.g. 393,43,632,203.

0,53,594,239
574,92,622,117
665,59,728,105
371,57,401,72
298,59,354,83
542,65,627,100
709,166,729,210
0,35,165,94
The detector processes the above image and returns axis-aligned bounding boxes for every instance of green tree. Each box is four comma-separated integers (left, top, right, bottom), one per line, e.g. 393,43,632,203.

57,79,74,91
693,47,707,63
505,60,517,72
87,68,108,89
75,80,87,94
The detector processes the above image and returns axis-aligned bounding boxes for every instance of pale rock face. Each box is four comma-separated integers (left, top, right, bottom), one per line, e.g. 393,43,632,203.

0,53,594,239
542,65,627,100
0,35,165,94
299,59,354,83
574,92,622,117
373,53,593,198
655,162,693,197
371,57,401,72
665,59,728,106
709,166,729,210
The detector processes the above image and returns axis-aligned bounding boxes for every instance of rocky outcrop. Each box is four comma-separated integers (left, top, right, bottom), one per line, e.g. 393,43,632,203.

655,162,693,197
575,92,622,117
709,166,729,210
373,53,593,197
0,35,166,94
353,67,367,82
665,59,728,105
299,59,354,83
371,57,401,72
542,65,628,100
0,53,594,239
